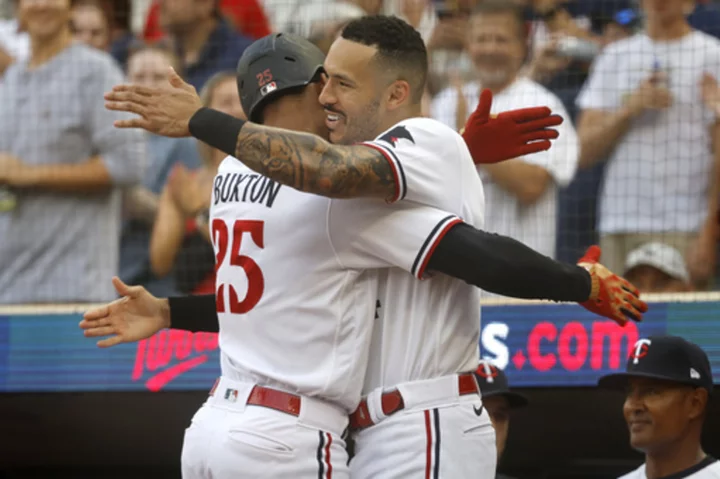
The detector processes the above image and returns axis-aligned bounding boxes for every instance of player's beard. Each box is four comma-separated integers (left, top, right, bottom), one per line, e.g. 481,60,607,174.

334,98,382,145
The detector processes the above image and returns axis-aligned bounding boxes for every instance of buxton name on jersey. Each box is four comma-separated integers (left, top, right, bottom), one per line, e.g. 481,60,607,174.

213,172,283,209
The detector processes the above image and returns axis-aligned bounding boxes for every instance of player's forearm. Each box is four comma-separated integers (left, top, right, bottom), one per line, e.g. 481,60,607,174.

428,223,592,302
188,107,396,200
11,156,113,193
168,294,219,333
482,160,552,205
577,107,634,169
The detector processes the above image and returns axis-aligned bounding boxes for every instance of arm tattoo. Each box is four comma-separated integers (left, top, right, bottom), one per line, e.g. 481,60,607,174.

234,123,397,200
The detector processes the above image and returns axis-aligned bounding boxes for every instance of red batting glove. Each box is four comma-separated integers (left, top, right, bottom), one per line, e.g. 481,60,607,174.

461,89,564,165
577,245,649,326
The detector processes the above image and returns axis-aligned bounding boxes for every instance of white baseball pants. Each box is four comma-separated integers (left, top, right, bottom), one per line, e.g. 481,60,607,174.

181,377,350,479
350,375,497,478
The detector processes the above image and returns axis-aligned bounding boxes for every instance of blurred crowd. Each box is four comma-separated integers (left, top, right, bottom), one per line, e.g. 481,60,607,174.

0,0,719,303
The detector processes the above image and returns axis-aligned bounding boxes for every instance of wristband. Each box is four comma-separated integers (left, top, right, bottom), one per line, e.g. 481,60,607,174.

188,107,247,159
168,294,219,333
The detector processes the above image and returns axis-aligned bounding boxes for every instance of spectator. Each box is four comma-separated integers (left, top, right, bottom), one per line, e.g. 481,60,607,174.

598,336,719,479
144,0,270,44
0,0,144,303
473,359,528,479
553,4,640,265
156,0,252,90
119,43,202,297
623,242,694,293
431,0,578,262
575,0,720,289
149,71,244,295
71,0,110,52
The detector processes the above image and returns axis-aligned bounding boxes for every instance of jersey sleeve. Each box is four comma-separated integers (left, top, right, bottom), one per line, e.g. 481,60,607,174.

328,199,462,279
359,118,466,210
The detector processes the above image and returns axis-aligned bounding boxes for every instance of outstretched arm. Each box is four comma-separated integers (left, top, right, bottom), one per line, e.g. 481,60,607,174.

167,225,646,335
190,108,397,200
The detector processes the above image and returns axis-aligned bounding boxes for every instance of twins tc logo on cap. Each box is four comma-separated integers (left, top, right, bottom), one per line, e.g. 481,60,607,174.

476,359,500,384
631,338,652,364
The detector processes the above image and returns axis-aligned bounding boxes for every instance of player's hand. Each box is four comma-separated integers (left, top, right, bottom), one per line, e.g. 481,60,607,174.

461,89,563,165
79,277,171,348
577,245,648,326
104,67,202,138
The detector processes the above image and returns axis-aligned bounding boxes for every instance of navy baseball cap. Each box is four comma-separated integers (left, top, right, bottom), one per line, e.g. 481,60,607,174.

598,335,714,394
474,360,528,408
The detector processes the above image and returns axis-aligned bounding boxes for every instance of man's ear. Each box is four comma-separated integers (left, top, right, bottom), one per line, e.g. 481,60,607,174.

386,80,411,111
688,388,709,421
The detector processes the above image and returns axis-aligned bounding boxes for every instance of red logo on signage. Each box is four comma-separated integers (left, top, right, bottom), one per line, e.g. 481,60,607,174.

132,330,219,391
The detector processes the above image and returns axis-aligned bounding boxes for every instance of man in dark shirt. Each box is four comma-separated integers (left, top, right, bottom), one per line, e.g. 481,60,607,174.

158,0,252,89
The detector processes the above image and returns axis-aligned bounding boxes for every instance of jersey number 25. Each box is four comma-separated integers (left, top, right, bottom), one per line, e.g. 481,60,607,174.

212,219,265,314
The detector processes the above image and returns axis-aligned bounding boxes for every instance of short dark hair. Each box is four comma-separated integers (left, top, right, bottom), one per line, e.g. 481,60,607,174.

341,15,427,104
471,0,529,42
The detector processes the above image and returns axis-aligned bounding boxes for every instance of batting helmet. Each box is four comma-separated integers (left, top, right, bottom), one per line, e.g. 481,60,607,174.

236,33,326,123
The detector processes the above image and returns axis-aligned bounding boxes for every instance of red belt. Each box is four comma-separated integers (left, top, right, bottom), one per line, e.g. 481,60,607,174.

349,372,479,431
210,379,302,417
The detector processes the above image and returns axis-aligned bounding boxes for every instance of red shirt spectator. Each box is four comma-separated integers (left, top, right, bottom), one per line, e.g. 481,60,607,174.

143,0,271,42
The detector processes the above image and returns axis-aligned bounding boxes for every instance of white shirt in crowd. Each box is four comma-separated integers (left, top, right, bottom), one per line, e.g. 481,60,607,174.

431,76,579,260
576,30,720,235
618,457,720,479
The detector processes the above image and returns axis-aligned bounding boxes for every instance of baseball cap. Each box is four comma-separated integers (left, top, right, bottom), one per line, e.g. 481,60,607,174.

598,335,714,394
474,360,528,408
624,242,690,283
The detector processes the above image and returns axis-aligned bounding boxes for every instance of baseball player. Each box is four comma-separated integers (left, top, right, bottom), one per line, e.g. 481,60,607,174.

100,21,647,479
91,32,560,479
599,336,719,479
474,360,528,479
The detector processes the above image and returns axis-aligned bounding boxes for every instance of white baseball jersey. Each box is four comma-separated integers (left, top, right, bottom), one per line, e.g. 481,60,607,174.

618,457,720,479
356,117,486,394
210,155,465,412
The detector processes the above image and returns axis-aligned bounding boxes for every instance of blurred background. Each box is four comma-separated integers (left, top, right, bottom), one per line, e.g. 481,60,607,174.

0,0,719,477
